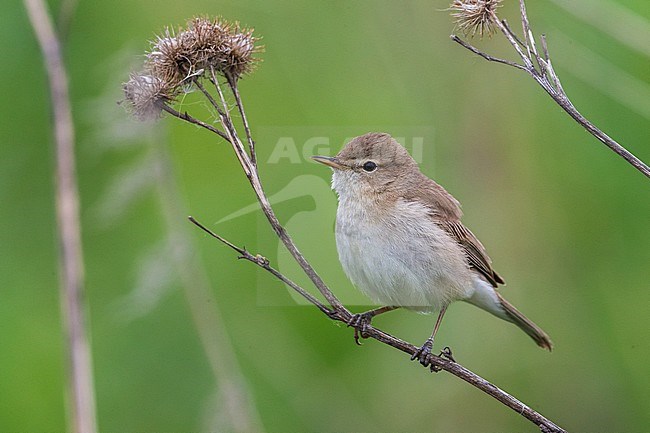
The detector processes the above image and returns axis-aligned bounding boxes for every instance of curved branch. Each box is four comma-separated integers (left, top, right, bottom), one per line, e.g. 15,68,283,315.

125,13,566,432
202,68,348,313
188,216,332,316
452,0,650,179
160,103,230,142
226,73,257,166
188,216,567,433
171,49,564,433
450,35,526,70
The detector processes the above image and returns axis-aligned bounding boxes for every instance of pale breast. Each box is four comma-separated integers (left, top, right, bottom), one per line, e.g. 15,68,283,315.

335,197,474,312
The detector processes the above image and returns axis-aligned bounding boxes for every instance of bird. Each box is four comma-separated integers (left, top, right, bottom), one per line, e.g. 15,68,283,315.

312,132,552,365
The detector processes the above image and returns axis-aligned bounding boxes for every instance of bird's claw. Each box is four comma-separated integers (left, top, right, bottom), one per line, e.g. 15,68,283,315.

411,338,434,367
347,312,374,345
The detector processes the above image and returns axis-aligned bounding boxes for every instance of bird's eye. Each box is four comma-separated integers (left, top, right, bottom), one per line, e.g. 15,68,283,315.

362,161,377,172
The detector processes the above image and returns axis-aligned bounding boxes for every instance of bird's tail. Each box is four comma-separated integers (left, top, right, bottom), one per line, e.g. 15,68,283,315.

494,291,553,351
467,281,553,351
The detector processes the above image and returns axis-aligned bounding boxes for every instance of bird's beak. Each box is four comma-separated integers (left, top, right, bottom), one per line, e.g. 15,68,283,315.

311,155,347,170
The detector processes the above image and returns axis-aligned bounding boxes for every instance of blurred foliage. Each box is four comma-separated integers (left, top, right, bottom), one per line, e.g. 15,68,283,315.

1,0,649,432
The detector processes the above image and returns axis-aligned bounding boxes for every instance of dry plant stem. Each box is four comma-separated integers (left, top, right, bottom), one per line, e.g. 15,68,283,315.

160,103,230,141
452,0,650,179
188,217,331,315
177,64,563,432
194,79,228,118
226,74,257,166
167,75,336,310
188,215,566,433
450,36,525,70
247,175,347,312
170,44,561,430
23,0,97,432
206,67,346,312
209,68,240,141
209,68,254,179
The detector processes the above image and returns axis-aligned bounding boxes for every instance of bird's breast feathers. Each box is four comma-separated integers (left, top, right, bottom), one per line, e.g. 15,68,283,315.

335,197,473,311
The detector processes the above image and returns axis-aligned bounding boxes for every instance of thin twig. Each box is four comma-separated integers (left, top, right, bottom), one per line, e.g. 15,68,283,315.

209,67,245,153
537,34,550,78
162,102,256,182
195,79,228,118
179,51,560,432
23,0,97,432
189,216,566,433
130,14,567,432
493,15,534,70
450,35,526,70
189,216,332,316
452,0,650,179
245,171,347,313
518,0,534,60
227,74,257,165
208,67,254,179
502,19,526,48
159,103,231,142
204,67,347,313
194,77,256,178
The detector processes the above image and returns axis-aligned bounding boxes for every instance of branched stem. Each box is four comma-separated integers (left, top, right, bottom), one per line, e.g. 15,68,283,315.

160,103,230,141
246,173,347,312
188,216,332,315
450,35,526,70
175,69,565,432
195,79,228,118
188,213,566,433
227,74,257,166
143,12,569,432
452,0,650,179
209,68,243,148
204,66,347,313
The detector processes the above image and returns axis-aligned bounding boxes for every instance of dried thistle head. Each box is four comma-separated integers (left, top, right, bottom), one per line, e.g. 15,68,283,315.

144,17,260,87
123,16,261,121
180,17,230,76
122,73,177,120
450,0,502,38
146,27,202,88
219,24,261,80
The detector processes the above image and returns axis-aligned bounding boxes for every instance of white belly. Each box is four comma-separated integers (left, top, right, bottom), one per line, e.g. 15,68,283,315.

335,198,473,313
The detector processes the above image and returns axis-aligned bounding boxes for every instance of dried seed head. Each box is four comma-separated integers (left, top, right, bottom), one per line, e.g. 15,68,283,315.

144,17,260,87
124,16,261,121
181,17,230,75
450,0,502,38
146,27,198,87
219,24,261,79
122,73,176,120
187,16,229,49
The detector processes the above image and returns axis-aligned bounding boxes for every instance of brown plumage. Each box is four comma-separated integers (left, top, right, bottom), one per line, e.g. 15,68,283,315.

314,132,553,355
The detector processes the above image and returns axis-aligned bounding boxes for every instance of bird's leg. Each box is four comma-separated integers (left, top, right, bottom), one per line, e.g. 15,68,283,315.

411,306,447,367
348,306,399,345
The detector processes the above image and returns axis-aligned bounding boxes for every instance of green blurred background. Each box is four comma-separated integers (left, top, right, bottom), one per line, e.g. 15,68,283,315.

2,0,649,431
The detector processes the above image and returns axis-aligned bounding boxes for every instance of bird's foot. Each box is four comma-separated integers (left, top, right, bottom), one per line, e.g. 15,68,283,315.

412,342,456,372
439,346,456,363
347,312,375,345
411,338,434,367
